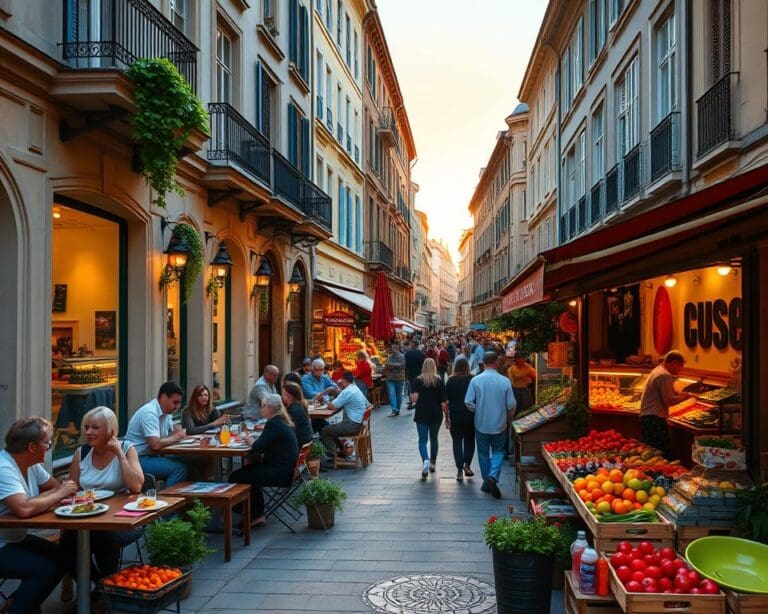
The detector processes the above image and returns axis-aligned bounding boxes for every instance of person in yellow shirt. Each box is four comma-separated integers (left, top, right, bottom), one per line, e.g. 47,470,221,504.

507,353,536,412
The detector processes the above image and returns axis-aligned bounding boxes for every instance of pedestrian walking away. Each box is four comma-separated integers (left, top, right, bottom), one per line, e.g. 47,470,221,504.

445,358,475,481
404,341,426,411
464,351,516,498
410,358,448,480
385,342,407,416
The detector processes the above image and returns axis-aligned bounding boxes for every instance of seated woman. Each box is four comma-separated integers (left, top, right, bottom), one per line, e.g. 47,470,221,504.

181,384,229,435
228,394,298,527
0,417,76,614
62,406,145,582
280,383,314,447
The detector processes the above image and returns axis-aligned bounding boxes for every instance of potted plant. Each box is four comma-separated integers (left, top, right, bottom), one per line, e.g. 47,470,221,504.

736,475,768,543
306,441,327,478
293,478,347,529
483,509,569,614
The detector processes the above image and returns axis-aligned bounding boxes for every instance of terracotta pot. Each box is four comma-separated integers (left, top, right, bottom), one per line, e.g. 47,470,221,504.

306,503,335,529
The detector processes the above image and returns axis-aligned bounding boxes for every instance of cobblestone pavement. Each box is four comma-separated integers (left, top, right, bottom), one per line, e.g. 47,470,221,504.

41,401,564,612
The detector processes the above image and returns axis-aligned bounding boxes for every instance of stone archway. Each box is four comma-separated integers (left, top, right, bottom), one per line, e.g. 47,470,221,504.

0,171,19,437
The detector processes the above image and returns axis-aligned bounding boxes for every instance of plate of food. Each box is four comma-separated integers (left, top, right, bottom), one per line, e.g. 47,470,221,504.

55,501,110,517
75,489,115,501
123,498,170,512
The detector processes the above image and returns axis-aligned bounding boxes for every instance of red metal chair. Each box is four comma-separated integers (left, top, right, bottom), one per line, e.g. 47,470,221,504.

262,442,316,533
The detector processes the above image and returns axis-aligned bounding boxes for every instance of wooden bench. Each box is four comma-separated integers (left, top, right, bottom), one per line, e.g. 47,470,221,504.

159,482,251,562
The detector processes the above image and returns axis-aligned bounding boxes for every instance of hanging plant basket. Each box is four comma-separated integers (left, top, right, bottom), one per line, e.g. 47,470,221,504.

159,223,204,303
127,58,209,209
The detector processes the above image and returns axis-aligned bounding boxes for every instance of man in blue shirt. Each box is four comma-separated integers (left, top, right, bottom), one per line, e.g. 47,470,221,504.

464,351,516,498
320,372,368,470
301,358,338,403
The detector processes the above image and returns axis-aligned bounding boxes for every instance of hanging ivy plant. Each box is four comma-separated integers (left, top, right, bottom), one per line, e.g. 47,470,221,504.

206,273,219,303
159,223,204,303
127,58,209,209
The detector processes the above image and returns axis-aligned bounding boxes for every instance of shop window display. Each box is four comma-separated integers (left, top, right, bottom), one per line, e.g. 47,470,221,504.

51,204,121,460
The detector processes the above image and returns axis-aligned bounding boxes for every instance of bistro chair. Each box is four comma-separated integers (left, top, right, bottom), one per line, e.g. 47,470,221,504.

262,443,315,533
334,406,373,469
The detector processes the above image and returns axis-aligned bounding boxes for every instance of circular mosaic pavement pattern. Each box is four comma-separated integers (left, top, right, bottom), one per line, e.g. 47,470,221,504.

363,574,496,614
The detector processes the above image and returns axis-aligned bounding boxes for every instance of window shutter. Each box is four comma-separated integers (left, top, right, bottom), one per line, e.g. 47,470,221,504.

288,102,297,165
289,0,298,64
301,117,310,175
339,185,347,245
256,62,264,133
299,5,309,79
355,194,362,253
347,188,353,250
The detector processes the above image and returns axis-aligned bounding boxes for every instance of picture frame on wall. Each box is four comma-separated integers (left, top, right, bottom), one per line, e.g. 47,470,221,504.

52,284,67,313
94,311,117,350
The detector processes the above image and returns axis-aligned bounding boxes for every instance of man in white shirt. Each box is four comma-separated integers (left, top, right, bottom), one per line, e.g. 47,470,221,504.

125,381,189,486
320,373,369,470
0,417,77,613
244,365,280,419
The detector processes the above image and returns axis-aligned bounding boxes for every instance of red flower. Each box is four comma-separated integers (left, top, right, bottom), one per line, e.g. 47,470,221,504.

488,515,497,524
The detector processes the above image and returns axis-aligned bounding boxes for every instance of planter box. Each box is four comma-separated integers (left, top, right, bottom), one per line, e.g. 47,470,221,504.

607,557,725,613
564,571,622,614
724,589,768,614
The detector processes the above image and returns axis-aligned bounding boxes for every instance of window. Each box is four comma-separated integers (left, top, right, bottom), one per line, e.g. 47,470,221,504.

345,97,351,152
710,0,731,83
216,28,232,103
325,0,332,31
336,85,342,142
345,13,351,66
578,130,586,196
325,67,332,124
170,0,188,35
572,18,583,96
609,0,625,27
561,48,571,112
338,180,346,245
316,52,324,118
262,0,276,25
316,156,324,190
589,0,607,63
353,30,359,79
256,63,276,141
545,218,552,249
336,0,342,45
592,103,605,181
617,56,639,156
656,12,677,120
289,0,309,82
522,189,527,219
287,101,310,174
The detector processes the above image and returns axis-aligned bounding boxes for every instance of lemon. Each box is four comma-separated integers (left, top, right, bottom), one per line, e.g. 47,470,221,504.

627,478,643,491
635,490,649,504
642,502,656,512
653,486,666,497
649,494,661,505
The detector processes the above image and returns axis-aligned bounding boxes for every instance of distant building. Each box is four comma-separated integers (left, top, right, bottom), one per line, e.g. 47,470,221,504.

412,209,435,331
429,239,458,329
457,228,474,329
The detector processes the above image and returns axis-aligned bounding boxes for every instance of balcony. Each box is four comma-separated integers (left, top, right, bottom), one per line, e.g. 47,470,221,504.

590,180,604,226
578,195,587,231
568,207,577,239
623,144,642,201
650,111,680,182
207,102,270,186
697,72,739,159
377,107,396,147
605,164,620,214
273,150,332,239
55,0,198,113
364,241,394,271
393,265,412,284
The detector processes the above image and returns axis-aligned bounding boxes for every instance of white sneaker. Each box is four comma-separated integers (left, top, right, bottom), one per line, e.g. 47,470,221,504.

421,459,430,478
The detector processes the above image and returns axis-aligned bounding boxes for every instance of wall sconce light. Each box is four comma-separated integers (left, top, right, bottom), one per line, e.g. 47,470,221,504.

52,205,62,219
210,241,233,288
161,221,193,285
287,263,305,301
568,299,578,307
716,264,732,276
250,250,273,298
664,274,677,288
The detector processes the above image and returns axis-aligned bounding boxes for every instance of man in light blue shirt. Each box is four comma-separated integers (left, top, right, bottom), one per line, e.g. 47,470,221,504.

319,372,368,470
464,351,516,498
454,345,479,375
301,359,338,403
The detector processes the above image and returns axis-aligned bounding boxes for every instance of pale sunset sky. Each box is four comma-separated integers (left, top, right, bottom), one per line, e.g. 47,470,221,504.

376,0,549,266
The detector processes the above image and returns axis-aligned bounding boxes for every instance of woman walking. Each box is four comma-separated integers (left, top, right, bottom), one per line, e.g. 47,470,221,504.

445,358,475,481
410,358,448,480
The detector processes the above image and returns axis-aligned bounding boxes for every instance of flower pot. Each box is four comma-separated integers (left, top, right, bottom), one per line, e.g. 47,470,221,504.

307,458,321,478
492,549,554,614
306,503,335,529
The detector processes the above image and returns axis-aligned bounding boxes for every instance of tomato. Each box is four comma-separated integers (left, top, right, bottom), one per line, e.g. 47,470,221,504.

626,580,642,592
674,573,693,592
610,553,629,568
638,541,655,555
660,559,677,578
687,571,701,585
700,579,720,594
616,541,633,554
641,577,658,592
631,571,645,583
645,565,662,580
690,587,702,594
658,577,674,591
659,547,676,561
629,548,643,561
616,565,632,583
630,559,647,573
642,553,660,567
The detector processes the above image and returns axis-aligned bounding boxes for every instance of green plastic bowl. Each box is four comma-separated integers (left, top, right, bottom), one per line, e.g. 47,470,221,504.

686,536,768,593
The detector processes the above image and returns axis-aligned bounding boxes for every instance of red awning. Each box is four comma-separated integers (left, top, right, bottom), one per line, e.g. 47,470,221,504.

500,258,549,313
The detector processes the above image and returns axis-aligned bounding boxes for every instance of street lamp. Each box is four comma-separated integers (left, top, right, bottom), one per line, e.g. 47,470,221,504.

210,241,233,288
287,264,306,301
163,227,192,283
250,250,274,299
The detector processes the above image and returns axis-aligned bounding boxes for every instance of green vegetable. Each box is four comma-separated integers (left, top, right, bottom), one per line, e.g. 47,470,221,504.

598,509,658,523
697,437,738,449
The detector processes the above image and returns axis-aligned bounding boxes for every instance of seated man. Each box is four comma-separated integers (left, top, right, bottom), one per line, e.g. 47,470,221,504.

125,381,189,487
319,372,368,471
300,358,338,403
0,417,77,614
244,365,280,420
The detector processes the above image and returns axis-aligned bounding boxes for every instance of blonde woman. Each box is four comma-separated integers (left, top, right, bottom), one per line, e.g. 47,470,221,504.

228,394,298,526
410,358,448,480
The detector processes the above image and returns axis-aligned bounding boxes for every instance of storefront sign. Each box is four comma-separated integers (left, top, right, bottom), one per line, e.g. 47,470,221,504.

683,298,742,351
501,264,545,313
323,310,355,327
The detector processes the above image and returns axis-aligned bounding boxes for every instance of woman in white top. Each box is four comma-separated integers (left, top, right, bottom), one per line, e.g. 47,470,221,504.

62,406,144,581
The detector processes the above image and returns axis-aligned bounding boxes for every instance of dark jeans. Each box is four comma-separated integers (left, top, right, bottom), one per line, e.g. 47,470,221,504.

229,463,292,517
416,422,441,462
60,528,143,581
450,424,476,469
320,420,362,461
311,417,329,433
640,415,669,456
0,534,66,614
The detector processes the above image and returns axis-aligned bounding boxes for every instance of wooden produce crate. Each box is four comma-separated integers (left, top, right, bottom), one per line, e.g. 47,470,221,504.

608,559,726,613
516,457,553,500
676,525,744,554
524,478,565,506
725,590,768,614
541,447,676,552
564,571,622,614
516,415,571,461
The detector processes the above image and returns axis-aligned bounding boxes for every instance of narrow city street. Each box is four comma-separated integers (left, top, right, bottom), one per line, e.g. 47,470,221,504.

155,403,561,613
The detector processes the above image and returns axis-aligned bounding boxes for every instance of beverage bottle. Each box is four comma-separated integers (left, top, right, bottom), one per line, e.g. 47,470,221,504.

579,546,598,595
570,530,589,581
597,558,610,596
220,423,231,445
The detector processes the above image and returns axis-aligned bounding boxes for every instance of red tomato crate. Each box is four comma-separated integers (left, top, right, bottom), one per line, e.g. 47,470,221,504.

99,567,191,614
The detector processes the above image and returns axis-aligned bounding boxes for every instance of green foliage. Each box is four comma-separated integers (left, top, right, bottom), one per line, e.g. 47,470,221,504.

563,382,589,438
127,58,208,208
308,441,327,460
166,222,204,303
488,302,566,355
145,500,213,567
206,273,219,303
293,478,347,510
483,512,568,556
736,475,768,544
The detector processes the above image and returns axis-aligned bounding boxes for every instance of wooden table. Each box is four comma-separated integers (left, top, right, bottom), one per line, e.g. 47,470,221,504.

0,493,185,614
158,435,254,457
307,405,341,420
159,482,250,562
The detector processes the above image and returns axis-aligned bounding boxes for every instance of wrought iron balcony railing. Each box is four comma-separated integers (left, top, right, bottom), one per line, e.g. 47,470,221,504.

207,102,270,185
697,72,738,158
364,240,394,270
61,0,198,91
272,150,332,231
590,180,604,226
650,111,680,182
605,164,620,214
578,195,587,231
623,144,642,201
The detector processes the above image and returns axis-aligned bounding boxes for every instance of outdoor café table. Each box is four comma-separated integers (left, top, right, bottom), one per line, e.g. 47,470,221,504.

157,434,253,458
307,404,342,420
0,492,185,614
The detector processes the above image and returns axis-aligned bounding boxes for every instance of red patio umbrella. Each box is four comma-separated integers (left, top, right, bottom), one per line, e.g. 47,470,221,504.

370,271,394,341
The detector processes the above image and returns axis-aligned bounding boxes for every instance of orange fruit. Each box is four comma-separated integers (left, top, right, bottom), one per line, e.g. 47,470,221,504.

586,480,599,492
578,489,589,501
613,482,625,495
611,499,624,514
622,488,637,502
622,500,634,514
602,494,614,503
601,481,614,494
591,488,604,500
595,474,608,485
609,469,624,483
573,478,587,491
583,493,593,503
633,502,643,510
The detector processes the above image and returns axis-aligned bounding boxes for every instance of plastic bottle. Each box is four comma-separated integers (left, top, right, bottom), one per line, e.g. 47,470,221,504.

570,530,589,580
597,558,610,596
579,546,598,595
